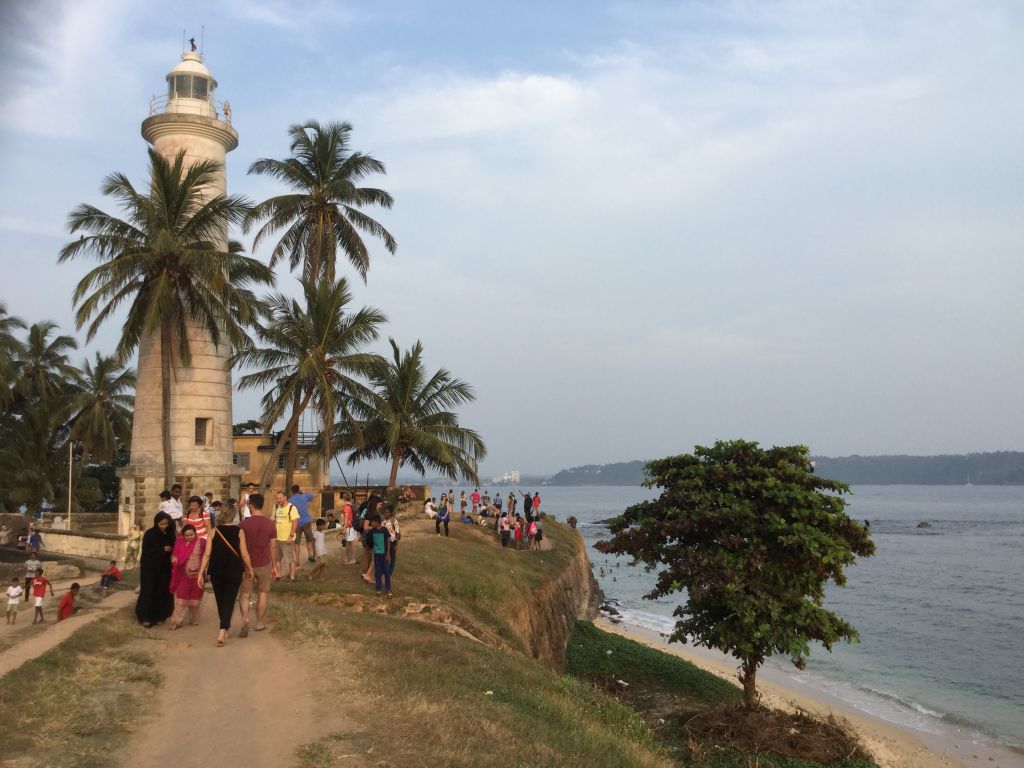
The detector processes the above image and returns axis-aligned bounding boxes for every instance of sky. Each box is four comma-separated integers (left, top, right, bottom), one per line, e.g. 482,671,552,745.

1,0,1022,478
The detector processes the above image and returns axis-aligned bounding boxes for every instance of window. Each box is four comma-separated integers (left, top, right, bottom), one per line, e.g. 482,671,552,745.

195,418,212,446
277,453,310,470
175,74,191,98
233,452,251,470
192,76,208,100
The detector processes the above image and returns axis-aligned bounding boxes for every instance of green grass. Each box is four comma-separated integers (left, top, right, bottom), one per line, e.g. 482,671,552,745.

567,621,741,705
0,608,159,768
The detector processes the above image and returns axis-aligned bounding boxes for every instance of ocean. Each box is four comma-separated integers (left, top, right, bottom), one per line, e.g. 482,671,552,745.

457,484,1024,751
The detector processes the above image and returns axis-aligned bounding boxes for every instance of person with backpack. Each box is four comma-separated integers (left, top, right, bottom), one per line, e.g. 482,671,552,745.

382,505,401,575
273,491,299,582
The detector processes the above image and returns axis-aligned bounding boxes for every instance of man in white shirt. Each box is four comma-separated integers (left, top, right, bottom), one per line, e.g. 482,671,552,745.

160,485,184,531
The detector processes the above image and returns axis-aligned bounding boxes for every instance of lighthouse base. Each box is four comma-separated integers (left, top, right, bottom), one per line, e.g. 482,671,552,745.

117,462,243,533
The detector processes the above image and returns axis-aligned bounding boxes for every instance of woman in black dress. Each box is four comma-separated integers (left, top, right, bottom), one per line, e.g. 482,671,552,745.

198,501,253,646
135,511,175,627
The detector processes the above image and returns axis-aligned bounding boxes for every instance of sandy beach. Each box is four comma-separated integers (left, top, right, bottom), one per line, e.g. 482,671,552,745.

594,618,1024,768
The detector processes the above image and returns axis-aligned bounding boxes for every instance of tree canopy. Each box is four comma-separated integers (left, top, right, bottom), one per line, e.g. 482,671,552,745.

597,439,875,708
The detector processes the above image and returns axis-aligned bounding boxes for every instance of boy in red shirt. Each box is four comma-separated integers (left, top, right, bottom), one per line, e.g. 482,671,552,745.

58,583,80,621
30,568,54,624
100,560,122,589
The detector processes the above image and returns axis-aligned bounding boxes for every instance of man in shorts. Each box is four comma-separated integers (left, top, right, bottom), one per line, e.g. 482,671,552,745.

239,493,278,634
289,484,316,564
273,490,299,582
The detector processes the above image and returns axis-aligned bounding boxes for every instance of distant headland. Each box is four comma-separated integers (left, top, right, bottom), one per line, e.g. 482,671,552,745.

546,451,1024,486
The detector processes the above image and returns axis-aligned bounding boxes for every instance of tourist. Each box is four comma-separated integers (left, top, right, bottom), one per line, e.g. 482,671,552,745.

28,528,43,552
520,491,534,526
57,583,80,621
528,519,540,551
481,490,491,510
23,551,42,602
135,512,175,627
0,524,11,546
289,484,316,564
470,488,480,514
499,513,511,547
273,491,299,582
360,514,378,583
369,517,392,598
460,508,474,524
204,491,215,514
238,493,277,634
126,523,142,566
6,577,22,624
239,482,257,519
209,499,222,528
183,496,211,540
567,516,578,529
436,496,451,537
168,524,206,628
534,518,544,550
493,493,503,514
30,567,53,624
508,491,517,517
100,560,121,589
325,513,338,529
461,490,470,515
341,493,357,565
532,492,541,517
382,505,401,575
168,484,184,530
424,497,436,518
198,502,253,646
308,519,327,581
513,515,523,549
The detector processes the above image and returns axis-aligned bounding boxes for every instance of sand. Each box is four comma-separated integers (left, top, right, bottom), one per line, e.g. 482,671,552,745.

594,618,1024,768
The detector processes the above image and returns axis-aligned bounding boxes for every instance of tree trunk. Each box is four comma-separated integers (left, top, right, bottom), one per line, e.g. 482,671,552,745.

740,659,759,710
160,323,173,489
388,450,401,489
259,390,312,489
285,402,300,492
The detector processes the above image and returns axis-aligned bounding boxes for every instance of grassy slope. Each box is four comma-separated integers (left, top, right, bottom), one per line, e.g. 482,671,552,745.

0,515,876,768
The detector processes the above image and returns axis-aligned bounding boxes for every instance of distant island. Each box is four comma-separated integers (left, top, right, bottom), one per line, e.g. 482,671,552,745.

546,452,1024,486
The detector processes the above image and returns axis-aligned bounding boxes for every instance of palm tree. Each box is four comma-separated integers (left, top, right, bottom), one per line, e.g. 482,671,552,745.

68,352,136,463
13,321,79,403
0,303,26,409
337,339,486,488
232,277,386,489
59,148,275,486
245,120,397,283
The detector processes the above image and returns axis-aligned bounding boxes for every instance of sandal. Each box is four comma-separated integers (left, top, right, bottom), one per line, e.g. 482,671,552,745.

167,623,180,631
254,623,268,632
216,638,225,647
239,622,249,638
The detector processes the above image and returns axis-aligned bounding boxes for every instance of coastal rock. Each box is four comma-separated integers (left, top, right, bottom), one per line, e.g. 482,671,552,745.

916,521,932,528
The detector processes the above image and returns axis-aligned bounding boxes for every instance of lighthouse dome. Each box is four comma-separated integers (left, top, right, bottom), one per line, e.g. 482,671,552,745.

164,52,218,116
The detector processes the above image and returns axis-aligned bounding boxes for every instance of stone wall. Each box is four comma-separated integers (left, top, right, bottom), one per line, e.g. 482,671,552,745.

40,528,128,564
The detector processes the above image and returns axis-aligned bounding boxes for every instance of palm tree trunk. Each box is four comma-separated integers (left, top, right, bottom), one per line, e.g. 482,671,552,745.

259,390,312,489
160,322,173,489
388,449,401,489
285,398,300,491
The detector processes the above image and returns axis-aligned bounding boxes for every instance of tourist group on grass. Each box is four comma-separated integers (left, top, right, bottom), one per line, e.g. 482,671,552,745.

12,484,545,646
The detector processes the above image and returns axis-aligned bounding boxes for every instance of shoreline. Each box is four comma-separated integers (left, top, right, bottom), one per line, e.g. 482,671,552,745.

594,617,1024,768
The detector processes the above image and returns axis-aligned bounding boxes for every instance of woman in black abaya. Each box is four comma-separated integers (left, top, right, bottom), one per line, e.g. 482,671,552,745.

135,511,176,627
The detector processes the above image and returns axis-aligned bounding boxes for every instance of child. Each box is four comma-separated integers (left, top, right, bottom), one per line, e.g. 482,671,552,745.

30,568,54,624
23,551,42,602
513,515,523,550
6,577,22,624
534,518,544,550
382,505,400,576
58,583,80,621
369,517,392,598
309,519,327,581
100,560,122,589
125,524,142,567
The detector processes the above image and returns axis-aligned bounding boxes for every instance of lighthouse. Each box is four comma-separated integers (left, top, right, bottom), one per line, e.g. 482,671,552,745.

118,48,242,528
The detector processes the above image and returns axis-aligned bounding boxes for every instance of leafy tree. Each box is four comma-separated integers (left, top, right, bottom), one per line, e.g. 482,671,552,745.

68,352,135,463
245,120,397,283
597,439,875,709
13,321,78,402
336,338,486,488
59,148,274,487
232,277,386,489
232,419,262,436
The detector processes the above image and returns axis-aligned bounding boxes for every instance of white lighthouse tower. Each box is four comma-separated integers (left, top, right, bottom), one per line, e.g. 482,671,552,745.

118,48,242,527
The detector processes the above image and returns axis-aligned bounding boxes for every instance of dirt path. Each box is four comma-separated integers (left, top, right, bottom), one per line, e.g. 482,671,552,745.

0,589,136,676
125,607,336,768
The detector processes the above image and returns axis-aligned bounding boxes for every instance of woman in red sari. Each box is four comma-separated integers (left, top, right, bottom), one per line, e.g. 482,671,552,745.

168,524,206,629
